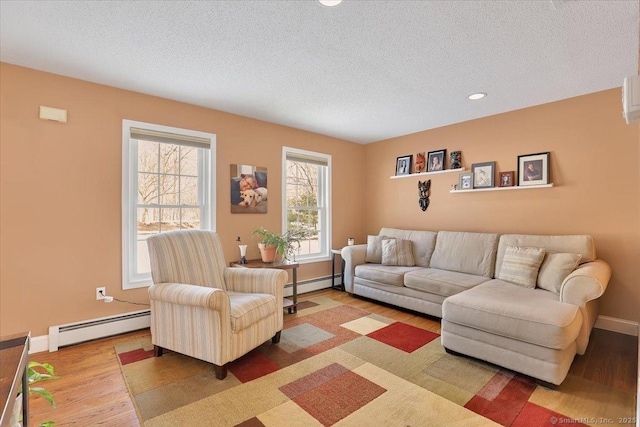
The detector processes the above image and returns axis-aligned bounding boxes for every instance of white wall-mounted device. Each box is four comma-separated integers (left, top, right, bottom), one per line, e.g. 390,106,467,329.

622,75,640,124
39,105,67,123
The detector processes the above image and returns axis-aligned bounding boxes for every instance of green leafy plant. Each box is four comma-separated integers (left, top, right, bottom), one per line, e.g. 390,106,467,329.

25,361,59,427
251,227,308,261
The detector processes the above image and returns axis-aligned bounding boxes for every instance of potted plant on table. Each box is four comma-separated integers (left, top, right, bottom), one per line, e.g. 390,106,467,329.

251,227,308,262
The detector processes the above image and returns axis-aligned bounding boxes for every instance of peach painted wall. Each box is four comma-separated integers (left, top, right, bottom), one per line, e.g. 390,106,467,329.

362,89,640,322
0,63,365,337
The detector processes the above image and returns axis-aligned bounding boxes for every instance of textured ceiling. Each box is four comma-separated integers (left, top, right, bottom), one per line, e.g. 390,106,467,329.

0,1,637,144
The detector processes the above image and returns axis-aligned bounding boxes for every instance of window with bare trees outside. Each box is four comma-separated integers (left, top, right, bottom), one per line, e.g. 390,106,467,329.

283,147,331,262
122,120,216,289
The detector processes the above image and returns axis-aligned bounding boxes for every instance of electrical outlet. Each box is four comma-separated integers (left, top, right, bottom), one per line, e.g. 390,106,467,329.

96,287,106,300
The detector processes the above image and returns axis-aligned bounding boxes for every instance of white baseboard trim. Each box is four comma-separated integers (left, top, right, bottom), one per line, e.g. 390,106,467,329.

284,277,334,298
29,335,50,354
594,315,639,336
48,309,151,352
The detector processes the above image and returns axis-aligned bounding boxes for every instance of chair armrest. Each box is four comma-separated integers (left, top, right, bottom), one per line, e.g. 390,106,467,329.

560,259,611,307
223,268,287,298
148,282,230,311
341,244,367,293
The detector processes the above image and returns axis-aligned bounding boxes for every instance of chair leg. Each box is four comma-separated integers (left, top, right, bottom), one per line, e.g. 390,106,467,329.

272,331,282,344
213,364,228,380
154,345,164,357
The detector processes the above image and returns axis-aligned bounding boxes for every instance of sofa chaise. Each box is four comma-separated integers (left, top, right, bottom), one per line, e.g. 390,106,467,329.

341,228,611,385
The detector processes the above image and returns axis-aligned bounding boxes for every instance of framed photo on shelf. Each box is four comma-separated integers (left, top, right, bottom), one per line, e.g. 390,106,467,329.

427,149,446,172
415,152,426,173
499,171,515,187
517,152,550,186
450,151,462,169
459,172,473,190
395,155,413,176
471,161,496,188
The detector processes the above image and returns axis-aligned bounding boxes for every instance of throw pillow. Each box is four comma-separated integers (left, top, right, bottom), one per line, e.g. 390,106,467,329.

498,245,546,288
537,252,582,294
365,235,394,263
381,239,415,266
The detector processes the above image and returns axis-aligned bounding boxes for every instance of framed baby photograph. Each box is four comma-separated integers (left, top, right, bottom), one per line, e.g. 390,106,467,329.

427,149,446,172
395,155,412,176
471,161,495,188
518,152,550,186
499,171,515,187
459,172,473,190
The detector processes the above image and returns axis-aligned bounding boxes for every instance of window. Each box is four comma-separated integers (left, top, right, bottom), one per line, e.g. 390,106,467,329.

122,120,216,289
282,147,331,262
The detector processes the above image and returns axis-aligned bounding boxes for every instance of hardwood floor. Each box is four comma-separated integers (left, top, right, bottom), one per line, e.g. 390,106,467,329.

28,329,148,427
27,289,637,426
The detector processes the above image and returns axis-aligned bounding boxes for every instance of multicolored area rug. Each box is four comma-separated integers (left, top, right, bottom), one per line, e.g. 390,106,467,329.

116,297,634,427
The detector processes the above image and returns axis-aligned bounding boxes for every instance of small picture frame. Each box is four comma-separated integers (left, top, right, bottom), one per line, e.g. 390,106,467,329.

427,149,446,172
459,172,473,190
415,152,426,173
471,161,496,188
499,171,515,187
518,152,550,186
450,151,462,169
395,155,413,176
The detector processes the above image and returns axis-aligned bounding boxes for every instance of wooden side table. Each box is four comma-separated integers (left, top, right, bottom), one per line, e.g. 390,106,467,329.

1,332,30,427
230,259,299,313
330,249,345,291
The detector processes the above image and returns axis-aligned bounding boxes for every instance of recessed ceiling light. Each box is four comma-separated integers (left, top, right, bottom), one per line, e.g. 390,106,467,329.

468,92,487,100
318,0,343,6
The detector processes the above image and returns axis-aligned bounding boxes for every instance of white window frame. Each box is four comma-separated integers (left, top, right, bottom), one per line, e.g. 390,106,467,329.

122,119,216,289
282,146,331,263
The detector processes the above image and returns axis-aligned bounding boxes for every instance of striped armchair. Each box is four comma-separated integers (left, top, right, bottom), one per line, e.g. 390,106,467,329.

146,229,288,379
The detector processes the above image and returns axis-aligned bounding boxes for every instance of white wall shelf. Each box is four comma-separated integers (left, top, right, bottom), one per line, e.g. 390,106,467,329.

390,167,465,180
450,183,554,193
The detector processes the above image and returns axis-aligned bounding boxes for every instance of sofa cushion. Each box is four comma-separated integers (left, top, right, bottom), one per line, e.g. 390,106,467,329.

442,280,582,350
537,252,582,294
381,239,415,266
495,234,595,278
429,231,499,277
379,228,437,267
497,246,545,288
404,268,490,297
355,264,422,287
228,291,277,332
365,235,394,263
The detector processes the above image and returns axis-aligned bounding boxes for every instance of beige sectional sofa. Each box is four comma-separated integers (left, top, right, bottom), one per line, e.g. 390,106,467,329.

341,228,611,385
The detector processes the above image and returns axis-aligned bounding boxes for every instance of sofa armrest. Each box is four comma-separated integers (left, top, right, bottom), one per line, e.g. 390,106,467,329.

223,268,287,300
342,244,367,293
148,282,230,311
559,259,611,307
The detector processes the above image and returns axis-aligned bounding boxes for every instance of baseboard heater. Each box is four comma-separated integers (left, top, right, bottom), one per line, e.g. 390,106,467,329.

48,309,150,351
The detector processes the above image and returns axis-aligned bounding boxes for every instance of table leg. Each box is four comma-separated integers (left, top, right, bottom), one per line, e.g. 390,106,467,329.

23,336,30,427
22,353,29,426
331,251,336,288
291,268,298,314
